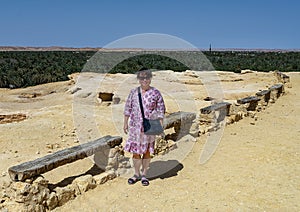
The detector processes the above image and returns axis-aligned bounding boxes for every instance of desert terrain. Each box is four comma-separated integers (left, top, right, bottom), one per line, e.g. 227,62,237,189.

0,70,299,211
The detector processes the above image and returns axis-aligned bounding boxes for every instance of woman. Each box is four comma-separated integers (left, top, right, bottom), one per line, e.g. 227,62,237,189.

123,69,165,186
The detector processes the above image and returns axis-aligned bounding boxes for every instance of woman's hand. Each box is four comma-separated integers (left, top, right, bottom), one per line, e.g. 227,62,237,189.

123,115,129,134
159,119,163,126
159,119,165,138
123,122,128,134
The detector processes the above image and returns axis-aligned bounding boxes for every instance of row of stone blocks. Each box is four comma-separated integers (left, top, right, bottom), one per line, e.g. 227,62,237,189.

199,81,286,133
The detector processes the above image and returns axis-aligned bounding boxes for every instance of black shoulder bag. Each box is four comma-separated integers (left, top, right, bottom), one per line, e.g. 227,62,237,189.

138,87,164,135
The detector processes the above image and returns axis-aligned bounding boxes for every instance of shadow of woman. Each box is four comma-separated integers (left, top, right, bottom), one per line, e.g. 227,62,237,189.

147,159,183,180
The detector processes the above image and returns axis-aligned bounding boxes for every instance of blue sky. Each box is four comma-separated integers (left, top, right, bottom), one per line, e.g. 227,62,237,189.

0,0,299,49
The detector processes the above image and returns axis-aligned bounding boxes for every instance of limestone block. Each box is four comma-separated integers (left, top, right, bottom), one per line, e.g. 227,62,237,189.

33,176,49,187
228,112,243,123
199,113,216,124
275,71,290,83
269,84,284,102
229,103,247,115
23,204,45,212
256,90,271,106
54,186,75,206
247,111,256,118
11,180,50,207
199,124,208,134
270,91,278,102
167,140,177,149
46,192,58,210
30,183,50,204
206,125,215,132
72,175,96,195
93,172,110,185
12,182,32,203
189,120,200,137
154,138,178,155
226,116,235,125
107,157,118,169
108,148,119,158
105,165,113,171
106,170,117,180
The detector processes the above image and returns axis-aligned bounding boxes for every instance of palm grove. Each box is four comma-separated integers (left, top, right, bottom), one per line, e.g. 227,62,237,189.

0,50,299,88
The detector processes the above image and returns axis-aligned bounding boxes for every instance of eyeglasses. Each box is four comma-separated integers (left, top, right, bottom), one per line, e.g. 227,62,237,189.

138,76,151,80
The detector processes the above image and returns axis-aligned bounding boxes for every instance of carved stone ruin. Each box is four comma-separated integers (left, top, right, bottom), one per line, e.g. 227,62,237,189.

237,96,261,111
8,136,122,182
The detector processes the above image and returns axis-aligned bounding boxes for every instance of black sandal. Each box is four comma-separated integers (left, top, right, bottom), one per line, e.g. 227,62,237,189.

128,174,140,185
141,176,149,186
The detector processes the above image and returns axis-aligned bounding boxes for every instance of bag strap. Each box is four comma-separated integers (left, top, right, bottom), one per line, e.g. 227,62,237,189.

138,87,145,119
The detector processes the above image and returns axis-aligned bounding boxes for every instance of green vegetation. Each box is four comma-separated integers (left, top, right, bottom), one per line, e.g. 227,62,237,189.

0,51,95,88
205,51,300,72
110,54,189,73
0,50,299,88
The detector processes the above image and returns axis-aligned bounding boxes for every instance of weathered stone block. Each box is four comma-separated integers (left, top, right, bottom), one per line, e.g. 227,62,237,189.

269,84,284,102
73,175,96,195
8,135,122,181
237,96,260,111
200,102,231,115
93,172,110,185
54,186,75,206
256,89,271,106
46,192,58,210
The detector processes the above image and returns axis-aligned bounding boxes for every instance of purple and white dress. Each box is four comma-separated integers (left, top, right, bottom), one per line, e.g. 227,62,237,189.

124,86,165,154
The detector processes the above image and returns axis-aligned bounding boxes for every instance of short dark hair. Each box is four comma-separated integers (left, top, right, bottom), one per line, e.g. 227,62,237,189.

136,68,152,79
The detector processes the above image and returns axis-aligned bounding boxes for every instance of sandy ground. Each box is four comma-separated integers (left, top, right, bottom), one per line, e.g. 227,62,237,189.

0,71,299,211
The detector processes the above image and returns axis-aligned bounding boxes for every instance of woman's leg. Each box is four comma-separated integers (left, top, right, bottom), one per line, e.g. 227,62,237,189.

132,153,142,177
141,150,151,176
141,150,151,186
128,153,142,184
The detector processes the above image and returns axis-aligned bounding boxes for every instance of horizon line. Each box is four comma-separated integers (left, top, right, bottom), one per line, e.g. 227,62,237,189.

0,45,299,52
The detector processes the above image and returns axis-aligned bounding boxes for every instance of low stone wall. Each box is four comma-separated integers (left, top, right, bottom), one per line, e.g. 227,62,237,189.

1,171,118,211
199,72,289,132
275,70,290,84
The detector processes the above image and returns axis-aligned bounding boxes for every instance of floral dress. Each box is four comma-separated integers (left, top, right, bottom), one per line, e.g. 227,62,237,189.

124,86,165,154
